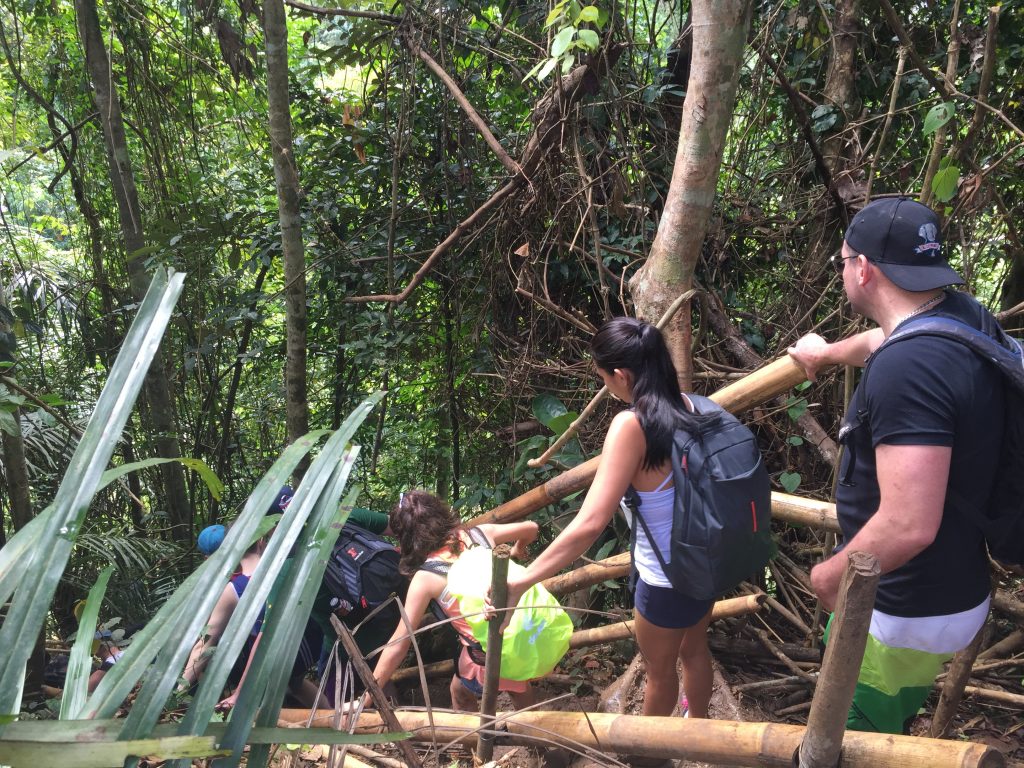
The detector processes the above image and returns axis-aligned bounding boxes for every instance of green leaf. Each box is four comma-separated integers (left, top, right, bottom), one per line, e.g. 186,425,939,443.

551,26,577,58
98,457,225,501
61,566,114,719
532,393,569,430
537,57,559,81
932,160,960,203
0,269,185,716
786,397,808,421
548,411,578,436
786,435,804,447
576,29,599,51
577,5,599,22
544,3,566,28
780,472,802,493
0,409,17,436
595,537,617,561
923,101,955,136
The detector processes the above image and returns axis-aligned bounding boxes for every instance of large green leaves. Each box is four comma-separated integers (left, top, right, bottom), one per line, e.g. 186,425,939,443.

0,268,185,716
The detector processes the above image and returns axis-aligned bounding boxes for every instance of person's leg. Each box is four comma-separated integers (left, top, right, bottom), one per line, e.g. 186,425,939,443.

676,608,713,718
509,683,535,710
449,673,480,711
634,610,686,717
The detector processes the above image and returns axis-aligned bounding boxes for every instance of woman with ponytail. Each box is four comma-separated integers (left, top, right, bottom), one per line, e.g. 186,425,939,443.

491,317,715,726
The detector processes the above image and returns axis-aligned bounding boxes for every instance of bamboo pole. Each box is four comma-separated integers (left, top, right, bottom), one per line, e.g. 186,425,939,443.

543,552,631,595
798,551,880,768
541,496,837,600
478,545,510,762
568,594,766,649
931,627,986,738
390,594,767,683
770,493,841,533
278,709,1005,768
465,356,811,529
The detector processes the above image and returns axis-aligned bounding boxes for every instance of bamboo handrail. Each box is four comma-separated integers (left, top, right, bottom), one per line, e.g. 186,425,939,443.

466,355,811,529
567,593,765,649
278,709,1004,768
388,594,766,684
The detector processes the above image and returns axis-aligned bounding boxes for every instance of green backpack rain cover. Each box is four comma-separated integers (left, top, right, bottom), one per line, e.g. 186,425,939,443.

446,546,573,681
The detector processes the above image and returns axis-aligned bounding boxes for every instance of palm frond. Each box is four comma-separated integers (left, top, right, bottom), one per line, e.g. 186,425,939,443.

0,268,185,715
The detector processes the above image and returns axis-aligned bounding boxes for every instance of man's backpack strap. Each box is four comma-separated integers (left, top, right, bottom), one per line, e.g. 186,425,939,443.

858,314,1024,564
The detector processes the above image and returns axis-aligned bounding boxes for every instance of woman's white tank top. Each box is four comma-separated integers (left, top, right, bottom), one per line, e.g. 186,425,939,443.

632,473,674,588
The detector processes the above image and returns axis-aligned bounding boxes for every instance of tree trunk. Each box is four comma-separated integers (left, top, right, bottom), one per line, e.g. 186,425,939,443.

263,0,310,471
0,285,33,533
629,0,753,391
0,411,33,533
74,0,191,542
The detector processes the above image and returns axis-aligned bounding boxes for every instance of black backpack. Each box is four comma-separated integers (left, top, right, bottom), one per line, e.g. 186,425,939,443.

628,395,773,600
321,522,407,620
860,315,1024,567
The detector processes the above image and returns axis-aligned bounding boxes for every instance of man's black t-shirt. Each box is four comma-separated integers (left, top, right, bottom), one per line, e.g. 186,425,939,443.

835,290,1001,617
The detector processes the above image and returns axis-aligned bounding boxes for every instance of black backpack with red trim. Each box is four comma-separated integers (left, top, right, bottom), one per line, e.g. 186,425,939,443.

321,521,407,620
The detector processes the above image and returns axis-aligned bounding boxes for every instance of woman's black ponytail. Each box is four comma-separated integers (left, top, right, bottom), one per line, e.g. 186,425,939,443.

591,317,707,469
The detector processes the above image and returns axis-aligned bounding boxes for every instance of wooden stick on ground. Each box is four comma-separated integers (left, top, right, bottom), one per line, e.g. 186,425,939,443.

331,617,422,768
798,551,880,768
931,626,986,738
751,628,818,683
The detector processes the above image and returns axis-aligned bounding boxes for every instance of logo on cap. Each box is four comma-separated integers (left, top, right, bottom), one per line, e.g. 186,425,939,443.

915,222,940,256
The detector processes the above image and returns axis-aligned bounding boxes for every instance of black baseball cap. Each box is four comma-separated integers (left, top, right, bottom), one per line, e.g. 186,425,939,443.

844,197,964,291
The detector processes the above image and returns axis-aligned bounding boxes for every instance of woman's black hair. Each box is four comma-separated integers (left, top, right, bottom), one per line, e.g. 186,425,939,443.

591,316,708,469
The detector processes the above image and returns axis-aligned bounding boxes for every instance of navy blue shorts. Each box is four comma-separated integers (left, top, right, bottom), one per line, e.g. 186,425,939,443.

634,579,713,629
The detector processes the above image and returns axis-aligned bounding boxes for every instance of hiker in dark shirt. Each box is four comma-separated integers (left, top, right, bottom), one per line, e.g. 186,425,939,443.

788,198,1000,733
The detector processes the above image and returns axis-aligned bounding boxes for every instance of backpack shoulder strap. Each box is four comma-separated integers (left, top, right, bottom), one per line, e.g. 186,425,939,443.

419,559,450,577
465,526,492,549
864,315,1024,395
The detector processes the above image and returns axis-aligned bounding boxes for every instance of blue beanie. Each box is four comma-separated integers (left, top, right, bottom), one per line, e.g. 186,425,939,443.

197,524,226,556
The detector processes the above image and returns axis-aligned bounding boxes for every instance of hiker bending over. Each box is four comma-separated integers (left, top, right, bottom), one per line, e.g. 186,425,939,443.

490,317,715,720
788,198,1002,733
179,487,322,707
366,490,539,711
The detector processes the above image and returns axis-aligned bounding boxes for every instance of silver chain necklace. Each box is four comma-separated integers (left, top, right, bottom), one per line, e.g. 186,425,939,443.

896,292,945,326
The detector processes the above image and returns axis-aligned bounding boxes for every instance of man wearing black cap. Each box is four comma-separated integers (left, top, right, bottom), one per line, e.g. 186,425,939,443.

788,198,1003,733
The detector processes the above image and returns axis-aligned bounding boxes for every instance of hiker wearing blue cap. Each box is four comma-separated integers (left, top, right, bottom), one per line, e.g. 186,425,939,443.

180,487,294,689
788,198,1003,733
197,524,226,556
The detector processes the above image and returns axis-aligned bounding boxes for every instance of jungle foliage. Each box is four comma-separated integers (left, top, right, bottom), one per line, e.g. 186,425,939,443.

0,0,1023,760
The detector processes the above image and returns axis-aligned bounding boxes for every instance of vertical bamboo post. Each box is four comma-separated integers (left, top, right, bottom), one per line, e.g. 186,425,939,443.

798,551,880,768
331,616,423,768
478,544,511,763
930,626,986,738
